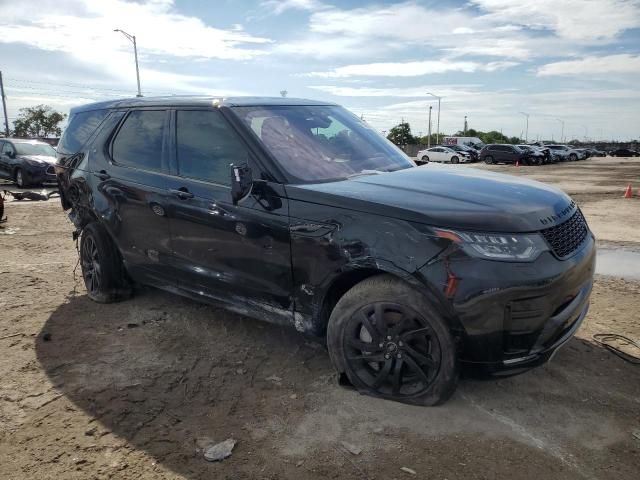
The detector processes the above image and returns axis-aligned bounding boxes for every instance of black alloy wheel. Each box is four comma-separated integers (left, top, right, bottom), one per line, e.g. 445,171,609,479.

80,222,132,303
484,155,494,164
81,233,102,296
343,302,442,399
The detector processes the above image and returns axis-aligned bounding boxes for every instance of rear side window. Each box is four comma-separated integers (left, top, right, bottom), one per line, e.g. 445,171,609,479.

58,109,109,154
175,109,248,185
112,110,166,172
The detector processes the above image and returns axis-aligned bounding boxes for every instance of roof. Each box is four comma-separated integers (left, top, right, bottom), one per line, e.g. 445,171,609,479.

70,96,337,115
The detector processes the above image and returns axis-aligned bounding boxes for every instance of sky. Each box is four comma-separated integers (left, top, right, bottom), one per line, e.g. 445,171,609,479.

1,0,640,141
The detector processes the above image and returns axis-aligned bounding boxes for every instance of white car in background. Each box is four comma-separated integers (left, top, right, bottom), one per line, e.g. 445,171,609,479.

416,146,470,164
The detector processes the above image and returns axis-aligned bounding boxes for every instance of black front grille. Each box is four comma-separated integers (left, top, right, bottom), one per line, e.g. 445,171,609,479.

46,166,56,175
540,209,588,258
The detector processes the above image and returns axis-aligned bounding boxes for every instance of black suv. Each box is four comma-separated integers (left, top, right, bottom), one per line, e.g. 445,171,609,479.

0,138,58,187
480,144,543,165
56,97,595,405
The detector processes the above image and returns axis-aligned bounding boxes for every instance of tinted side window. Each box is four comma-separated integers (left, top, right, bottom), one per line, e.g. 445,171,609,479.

176,110,248,185
2,142,14,155
58,109,109,154
112,110,166,172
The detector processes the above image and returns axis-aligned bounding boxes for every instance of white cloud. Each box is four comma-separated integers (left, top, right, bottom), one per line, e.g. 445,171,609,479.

304,59,518,78
261,0,324,14
471,0,640,41
0,0,272,62
537,54,640,76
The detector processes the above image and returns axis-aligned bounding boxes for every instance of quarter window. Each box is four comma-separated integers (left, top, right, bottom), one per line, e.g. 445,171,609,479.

112,110,166,172
58,109,109,154
175,110,248,185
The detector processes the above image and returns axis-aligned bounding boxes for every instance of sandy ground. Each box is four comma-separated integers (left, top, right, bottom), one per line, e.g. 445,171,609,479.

0,157,639,480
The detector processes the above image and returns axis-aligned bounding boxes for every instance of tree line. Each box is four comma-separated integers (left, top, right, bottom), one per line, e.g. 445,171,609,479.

1,105,66,138
386,121,521,146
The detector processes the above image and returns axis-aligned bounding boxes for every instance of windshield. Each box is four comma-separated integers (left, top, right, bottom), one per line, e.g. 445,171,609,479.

232,105,414,183
14,142,56,156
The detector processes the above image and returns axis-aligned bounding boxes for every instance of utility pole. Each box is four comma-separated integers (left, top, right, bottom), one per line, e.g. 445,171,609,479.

427,106,432,148
114,29,142,97
0,71,9,137
556,118,565,143
519,111,529,142
426,92,441,144
464,115,467,136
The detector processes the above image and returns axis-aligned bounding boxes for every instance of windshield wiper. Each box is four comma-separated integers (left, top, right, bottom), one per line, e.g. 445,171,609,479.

346,169,384,179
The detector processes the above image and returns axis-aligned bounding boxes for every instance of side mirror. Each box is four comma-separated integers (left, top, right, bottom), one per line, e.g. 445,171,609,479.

230,163,253,205
7,151,16,159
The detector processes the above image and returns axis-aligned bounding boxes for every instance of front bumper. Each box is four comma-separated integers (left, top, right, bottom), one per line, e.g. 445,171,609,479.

24,163,58,185
418,233,596,376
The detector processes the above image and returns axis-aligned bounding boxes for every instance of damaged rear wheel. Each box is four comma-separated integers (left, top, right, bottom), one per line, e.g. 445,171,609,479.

80,222,132,303
327,275,458,406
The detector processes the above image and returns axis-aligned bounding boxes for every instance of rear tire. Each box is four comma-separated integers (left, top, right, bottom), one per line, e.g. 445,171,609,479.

484,156,494,164
80,222,132,303
327,274,458,406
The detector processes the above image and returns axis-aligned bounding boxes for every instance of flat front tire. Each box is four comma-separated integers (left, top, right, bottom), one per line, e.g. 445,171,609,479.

80,222,132,303
327,275,458,406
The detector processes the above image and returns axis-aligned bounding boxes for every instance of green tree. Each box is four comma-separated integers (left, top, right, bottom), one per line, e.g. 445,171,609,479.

12,105,67,138
387,121,417,146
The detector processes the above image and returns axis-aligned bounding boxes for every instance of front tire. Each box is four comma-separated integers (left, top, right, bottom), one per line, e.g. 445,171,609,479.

15,168,28,188
450,156,459,164
80,222,132,303
421,155,429,163
327,275,458,406
569,153,577,161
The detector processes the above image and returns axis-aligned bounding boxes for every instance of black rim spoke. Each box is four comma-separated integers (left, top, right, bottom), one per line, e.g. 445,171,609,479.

401,326,432,340
371,359,393,391
391,358,404,395
404,344,435,368
402,354,431,385
347,337,383,352
360,309,382,341
347,352,386,362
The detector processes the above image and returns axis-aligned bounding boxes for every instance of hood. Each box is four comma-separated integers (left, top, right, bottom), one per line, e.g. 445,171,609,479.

20,154,57,165
287,165,575,233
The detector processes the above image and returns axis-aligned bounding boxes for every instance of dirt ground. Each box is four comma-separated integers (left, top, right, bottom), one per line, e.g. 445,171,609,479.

1,157,639,480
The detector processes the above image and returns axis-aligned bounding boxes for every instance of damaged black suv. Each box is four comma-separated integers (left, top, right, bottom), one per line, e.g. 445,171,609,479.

56,97,595,405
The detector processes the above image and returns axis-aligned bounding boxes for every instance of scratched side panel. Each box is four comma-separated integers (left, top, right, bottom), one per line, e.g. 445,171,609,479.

287,196,446,334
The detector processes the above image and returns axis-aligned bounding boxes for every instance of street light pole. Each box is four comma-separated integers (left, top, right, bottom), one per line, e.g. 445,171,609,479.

556,118,565,143
519,111,529,142
427,106,432,148
114,29,142,97
426,92,441,144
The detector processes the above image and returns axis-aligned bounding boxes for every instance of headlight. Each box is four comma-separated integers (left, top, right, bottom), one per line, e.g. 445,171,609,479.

435,229,549,262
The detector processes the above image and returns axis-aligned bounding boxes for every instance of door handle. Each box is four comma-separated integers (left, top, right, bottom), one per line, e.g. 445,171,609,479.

169,188,194,200
94,170,110,181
